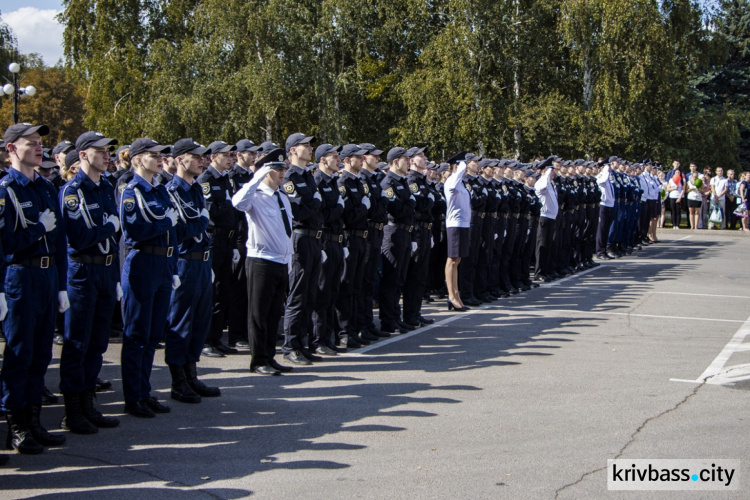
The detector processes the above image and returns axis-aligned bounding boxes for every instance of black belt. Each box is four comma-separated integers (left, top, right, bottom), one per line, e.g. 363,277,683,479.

492,212,498,218
510,213,520,218
138,245,175,257
387,222,413,233
11,255,55,269
210,228,236,239
472,211,486,219
347,229,369,239
415,221,433,230
180,250,211,261
324,232,344,243
369,222,384,231
70,253,116,266
293,228,322,239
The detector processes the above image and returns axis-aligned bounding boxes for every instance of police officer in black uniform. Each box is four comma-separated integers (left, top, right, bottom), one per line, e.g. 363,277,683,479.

473,158,499,302
522,168,541,289
458,154,486,306
510,165,531,291
499,162,521,294
489,161,510,298
426,162,447,298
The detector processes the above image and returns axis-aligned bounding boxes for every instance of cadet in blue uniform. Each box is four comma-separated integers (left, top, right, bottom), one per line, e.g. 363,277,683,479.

120,138,179,418
0,123,68,454
165,139,221,403
58,131,121,435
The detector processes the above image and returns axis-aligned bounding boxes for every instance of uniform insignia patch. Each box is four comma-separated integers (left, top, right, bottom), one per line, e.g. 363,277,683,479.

0,198,4,216
64,194,79,210
126,214,136,224
466,183,473,192
339,185,347,197
362,183,369,195
502,185,508,194
123,197,135,212
119,184,126,194
574,180,578,187
284,182,296,195
201,182,210,195
409,183,418,193
385,187,394,199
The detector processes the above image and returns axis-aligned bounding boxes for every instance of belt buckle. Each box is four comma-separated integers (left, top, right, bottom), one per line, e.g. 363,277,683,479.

378,223,384,230
337,235,343,244
427,223,432,230
40,256,49,269
167,247,174,258
105,254,114,266
315,230,322,239
363,230,368,238
481,213,486,219
228,230,235,239
203,250,210,261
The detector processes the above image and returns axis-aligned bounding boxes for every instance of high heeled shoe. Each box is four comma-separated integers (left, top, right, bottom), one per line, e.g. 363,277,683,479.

447,300,469,312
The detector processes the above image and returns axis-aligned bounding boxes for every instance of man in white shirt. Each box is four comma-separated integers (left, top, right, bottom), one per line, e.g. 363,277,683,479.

534,156,557,281
710,167,728,229
231,149,293,376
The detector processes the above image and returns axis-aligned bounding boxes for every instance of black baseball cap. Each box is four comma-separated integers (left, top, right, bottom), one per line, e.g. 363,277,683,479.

207,141,236,154
130,138,171,157
446,152,467,165
76,131,118,152
465,153,482,162
255,148,288,169
315,143,341,162
359,143,383,156
387,147,408,163
236,139,260,152
65,150,80,169
39,151,56,169
172,138,210,157
4,123,49,144
285,133,314,152
340,144,368,160
258,141,279,154
52,141,75,156
406,146,426,158
538,156,555,170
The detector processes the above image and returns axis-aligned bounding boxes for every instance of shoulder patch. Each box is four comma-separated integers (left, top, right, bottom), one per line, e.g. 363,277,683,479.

339,185,347,197
502,185,508,194
362,182,369,195
123,197,135,212
466,183,473,192
64,194,79,211
385,187,394,199
0,197,4,216
409,183,419,193
119,184,127,194
284,182,296,195
201,182,210,195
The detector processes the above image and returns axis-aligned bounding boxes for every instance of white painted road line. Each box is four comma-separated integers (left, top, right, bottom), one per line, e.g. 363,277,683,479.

500,308,745,324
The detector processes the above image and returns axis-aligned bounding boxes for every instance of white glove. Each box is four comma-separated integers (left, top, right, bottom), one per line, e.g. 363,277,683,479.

411,241,418,255
362,196,371,209
494,233,498,240
58,291,70,313
232,248,241,264
338,197,345,208
0,293,6,322
343,247,350,259
313,192,322,201
321,249,327,264
107,214,120,232
39,209,56,232
200,208,210,219
211,269,215,283
409,195,416,203
116,282,123,301
427,193,435,202
172,275,181,290
504,230,507,237
165,208,179,226
482,188,488,196
430,235,434,248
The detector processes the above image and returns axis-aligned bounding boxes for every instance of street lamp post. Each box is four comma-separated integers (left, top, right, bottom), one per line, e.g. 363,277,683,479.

2,62,37,124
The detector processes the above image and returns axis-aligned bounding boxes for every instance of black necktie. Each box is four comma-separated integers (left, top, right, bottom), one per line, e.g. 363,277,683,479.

275,191,292,237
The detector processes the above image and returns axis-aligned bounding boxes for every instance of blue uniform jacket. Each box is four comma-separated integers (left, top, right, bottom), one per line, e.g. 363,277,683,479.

60,170,119,257
165,175,210,254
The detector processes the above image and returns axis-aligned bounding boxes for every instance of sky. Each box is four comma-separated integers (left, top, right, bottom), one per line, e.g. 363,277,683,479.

1,0,723,67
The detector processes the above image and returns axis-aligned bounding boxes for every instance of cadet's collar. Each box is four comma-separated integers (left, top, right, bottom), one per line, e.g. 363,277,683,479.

465,173,476,180
360,168,373,178
9,167,34,186
386,170,401,181
318,170,332,180
289,164,304,175
75,169,98,189
171,174,191,190
133,173,154,192
234,164,249,174
341,170,357,180
409,170,425,180
207,165,222,179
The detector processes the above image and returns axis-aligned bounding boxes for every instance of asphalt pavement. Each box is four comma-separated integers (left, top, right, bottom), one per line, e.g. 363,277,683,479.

1,228,749,499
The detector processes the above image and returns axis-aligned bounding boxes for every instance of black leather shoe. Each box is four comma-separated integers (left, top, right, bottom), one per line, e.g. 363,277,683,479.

284,350,312,365
379,323,397,334
124,401,155,418
507,287,519,294
269,359,293,372
95,378,112,392
402,318,421,328
360,330,379,342
143,396,170,414
41,387,58,406
478,293,496,303
606,251,618,259
351,332,370,345
396,320,416,331
418,315,434,325
302,350,323,362
251,365,280,376
201,346,225,358
368,326,391,338
53,334,64,346
214,342,238,355
346,335,363,348
230,341,251,350
462,297,481,306
315,345,337,356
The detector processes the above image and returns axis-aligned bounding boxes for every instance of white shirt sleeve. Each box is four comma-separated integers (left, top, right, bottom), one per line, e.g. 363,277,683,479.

232,166,272,211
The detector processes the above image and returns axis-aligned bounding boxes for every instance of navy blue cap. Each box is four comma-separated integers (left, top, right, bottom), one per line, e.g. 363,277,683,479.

378,162,388,170
437,163,449,174
340,144,369,160
406,146,426,158
4,123,49,144
427,161,437,170
130,138,171,157
465,153,482,162
446,152,467,164
255,148,288,169
285,133,314,152
359,143,383,156
538,156,555,169
479,158,493,169
207,141,236,154
573,159,586,166
65,150,80,169
172,138,210,157
116,145,130,156
76,131,118,152
39,151,56,169
258,141,279,154
52,141,74,156
387,147,408,163
236,139,259,152
608,156,621,163
315,144,341,162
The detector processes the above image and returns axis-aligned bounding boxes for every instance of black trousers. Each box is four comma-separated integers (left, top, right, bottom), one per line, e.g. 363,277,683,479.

510,215,529,285
337,235,368,336
246,258,287,369
283,233,322,354
379,226,410,327
428,222,447,292
573,208,586,265
312,240,343,349
458,214,483,299
359,227,383,332
522,217,538,284
668,198,681,228
535,216,555,277
586,204,599,259
474,214,495,295
206,232,234,346
489,214,507,290
402,226,431,321
499,215,518,290
596,206,614,255
228,258,249,346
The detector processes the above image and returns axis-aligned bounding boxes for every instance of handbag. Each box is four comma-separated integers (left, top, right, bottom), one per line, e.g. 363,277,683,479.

733,204,748,218
709,203,724,224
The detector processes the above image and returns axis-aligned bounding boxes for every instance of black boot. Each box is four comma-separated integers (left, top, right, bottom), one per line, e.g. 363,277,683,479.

28,405,66,446
183,362,220,398
61,395,97,435
5,409,43,454
80,389,120,428
169,364,201,403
